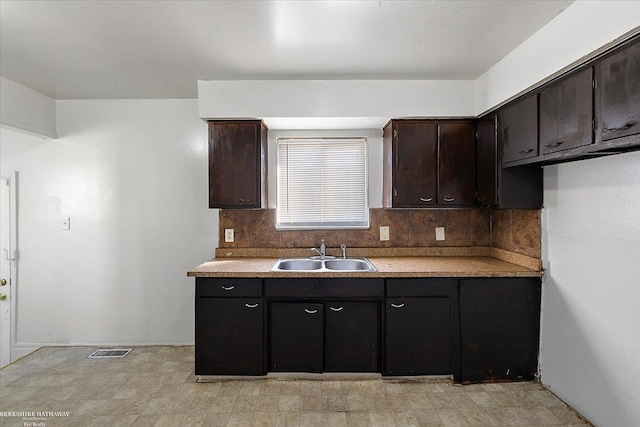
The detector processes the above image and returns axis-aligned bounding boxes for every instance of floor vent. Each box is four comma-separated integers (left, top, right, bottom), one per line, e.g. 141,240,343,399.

88,349,132,358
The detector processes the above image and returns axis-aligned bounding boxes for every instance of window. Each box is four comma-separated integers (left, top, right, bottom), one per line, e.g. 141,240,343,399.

276,137,369,230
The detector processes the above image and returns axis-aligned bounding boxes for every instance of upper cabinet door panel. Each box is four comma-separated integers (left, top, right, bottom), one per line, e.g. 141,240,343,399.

438,121,476,206
499,94,539,164
208,121,266,209
596,39,640,143
476,116,497,206
540,67,594,155
394,121,437,207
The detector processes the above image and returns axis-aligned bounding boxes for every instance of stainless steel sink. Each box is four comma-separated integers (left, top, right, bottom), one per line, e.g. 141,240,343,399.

275,259,323,271
324,259,375,271
271,257,377,272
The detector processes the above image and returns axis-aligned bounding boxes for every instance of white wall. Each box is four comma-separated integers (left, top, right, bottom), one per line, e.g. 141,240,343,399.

1,77,57,138
198,80,476,129
0,100,215,346
475,1,640,115
474,3,640,425
541,151,640,427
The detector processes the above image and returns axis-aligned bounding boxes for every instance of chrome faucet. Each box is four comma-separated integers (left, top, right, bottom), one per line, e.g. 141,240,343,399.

340,244,347,259
311,239,327,258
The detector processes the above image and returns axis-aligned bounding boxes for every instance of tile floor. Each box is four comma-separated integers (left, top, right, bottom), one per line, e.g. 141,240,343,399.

0,346,591,427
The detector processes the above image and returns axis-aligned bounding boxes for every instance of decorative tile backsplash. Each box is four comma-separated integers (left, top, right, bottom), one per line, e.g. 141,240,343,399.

491,209,541,258
219,208,541,259
219,208,490,248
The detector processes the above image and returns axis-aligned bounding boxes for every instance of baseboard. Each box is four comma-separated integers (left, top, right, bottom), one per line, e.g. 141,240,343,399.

11,344,41,363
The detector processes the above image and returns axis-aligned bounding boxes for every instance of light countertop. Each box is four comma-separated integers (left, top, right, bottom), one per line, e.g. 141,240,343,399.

187,255,542,278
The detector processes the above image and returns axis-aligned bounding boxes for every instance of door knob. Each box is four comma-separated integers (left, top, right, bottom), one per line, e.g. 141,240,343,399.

0,293,6,301
0,279,6,286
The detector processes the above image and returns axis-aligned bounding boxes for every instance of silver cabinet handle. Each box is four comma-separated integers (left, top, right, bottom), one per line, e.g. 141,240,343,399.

245,303,259,308
304,308,318,314
419,197,433,202
390,303,405,308
442,197,455,202
329,306,344,312
221,285,235,291
544,140,564,148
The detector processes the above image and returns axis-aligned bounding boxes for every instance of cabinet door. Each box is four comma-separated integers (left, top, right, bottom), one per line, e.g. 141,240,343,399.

385,298,450,375
195,298,264,375
325,302,379,372
270,303,323,372
499,94,539,164
476,115,543,209
208,121,266,209
459,278,541,383
476,117,497,206
438,121,476,205
596,39,640,143
540,67,594,154
393,121,437,207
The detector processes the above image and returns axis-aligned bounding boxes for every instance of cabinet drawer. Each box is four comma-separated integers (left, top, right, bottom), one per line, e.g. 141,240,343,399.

197,278,262,297
265,278,384,298
386,278,453,297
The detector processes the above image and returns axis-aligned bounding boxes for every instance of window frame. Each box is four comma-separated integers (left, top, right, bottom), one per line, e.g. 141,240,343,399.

275,136,370,230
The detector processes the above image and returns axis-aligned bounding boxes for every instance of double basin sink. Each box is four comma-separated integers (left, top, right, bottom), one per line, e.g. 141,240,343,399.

271,257,377,272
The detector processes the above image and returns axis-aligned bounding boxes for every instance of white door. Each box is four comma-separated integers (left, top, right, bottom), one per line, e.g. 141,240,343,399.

0,173,16,368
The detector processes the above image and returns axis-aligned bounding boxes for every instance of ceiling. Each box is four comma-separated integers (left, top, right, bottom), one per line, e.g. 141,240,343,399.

0,0,573,100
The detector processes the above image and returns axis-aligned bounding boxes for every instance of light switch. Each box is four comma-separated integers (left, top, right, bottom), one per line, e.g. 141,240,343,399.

380,226,390,241
224,228,235,243
435,227,445,241
59,217,70,230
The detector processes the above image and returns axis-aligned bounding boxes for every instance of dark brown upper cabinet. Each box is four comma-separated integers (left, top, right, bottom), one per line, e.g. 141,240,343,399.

383,120,475,208
476,117,497,206
208,120,267,209
476,116,543,209
499,94,538,165
383,120,437,207
540,67,594,155
437,121,476,206
595,38,640,146
492,35,639,167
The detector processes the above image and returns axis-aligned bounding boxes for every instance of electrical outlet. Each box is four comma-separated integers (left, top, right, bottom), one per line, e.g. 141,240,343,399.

224,228,234,243
380,226,390,241
59,217,70,230
435,227,445,241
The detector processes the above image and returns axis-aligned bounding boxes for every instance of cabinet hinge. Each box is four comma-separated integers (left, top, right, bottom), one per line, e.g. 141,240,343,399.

393,130,398,139
593,118,597,132
394,188,398,197
592,78,597,90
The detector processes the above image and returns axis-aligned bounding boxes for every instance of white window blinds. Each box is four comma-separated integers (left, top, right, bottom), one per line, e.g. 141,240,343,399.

276,138,369,229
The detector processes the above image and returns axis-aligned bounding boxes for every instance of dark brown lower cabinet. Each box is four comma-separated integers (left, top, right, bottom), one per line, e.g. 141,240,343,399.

385,298,450,375
193,276,541,382
325,302,379,372
270,303,323,373
270,301,380,373
195,297,264,375
459,278,541,383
